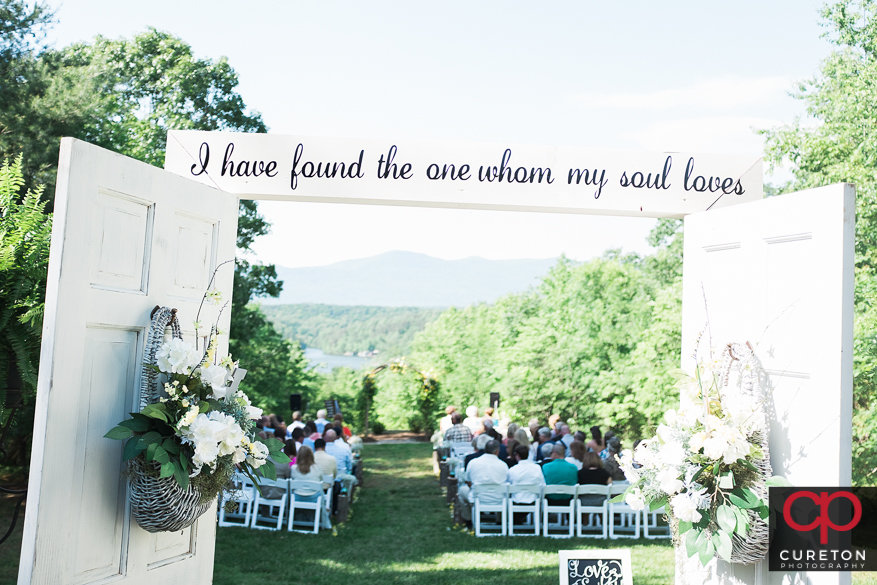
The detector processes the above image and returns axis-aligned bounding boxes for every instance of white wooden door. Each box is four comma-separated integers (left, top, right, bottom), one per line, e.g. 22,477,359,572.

681,183,855,585
18,139,239,585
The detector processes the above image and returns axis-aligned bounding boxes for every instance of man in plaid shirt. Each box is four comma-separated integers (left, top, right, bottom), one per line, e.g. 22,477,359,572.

444,412,473,442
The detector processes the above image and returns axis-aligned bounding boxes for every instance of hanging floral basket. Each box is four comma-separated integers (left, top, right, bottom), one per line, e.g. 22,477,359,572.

127,307,213,533
105,292,289,533
614,341,790,569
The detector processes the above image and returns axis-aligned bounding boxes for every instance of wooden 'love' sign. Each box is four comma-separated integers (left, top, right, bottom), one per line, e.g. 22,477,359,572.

559,550,633,585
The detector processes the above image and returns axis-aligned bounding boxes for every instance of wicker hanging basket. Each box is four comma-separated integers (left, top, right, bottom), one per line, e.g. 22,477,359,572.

128,306,213,533
720,342,772,564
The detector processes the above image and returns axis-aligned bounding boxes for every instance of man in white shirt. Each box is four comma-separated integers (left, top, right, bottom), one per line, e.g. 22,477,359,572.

289,411,306,430
323,429,352,475
456,440,508,524
559,424,574,457
506,444,545,504
462,405,481,433
314,409,329,434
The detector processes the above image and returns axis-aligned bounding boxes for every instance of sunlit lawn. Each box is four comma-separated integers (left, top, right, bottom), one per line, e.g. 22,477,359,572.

213,442,675,585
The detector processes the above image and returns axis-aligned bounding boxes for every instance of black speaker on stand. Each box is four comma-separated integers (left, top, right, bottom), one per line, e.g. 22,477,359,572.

290,393,302,412
489,392,500,410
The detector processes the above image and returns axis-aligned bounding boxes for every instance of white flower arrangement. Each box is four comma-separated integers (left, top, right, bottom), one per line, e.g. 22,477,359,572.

106,267,286,501
612,343,790,566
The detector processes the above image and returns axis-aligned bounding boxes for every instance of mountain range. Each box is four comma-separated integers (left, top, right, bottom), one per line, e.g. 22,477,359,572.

261,251,558,307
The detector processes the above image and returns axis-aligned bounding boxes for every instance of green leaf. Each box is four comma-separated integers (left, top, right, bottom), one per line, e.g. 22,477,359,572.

649,495,668,512
272,452,291,465
144,364,162,373
712,529,733,562
757,504,770,521
733,507,749,536
691,466,707,483
140,403,169,422
146,442,159,462
712,461,721,476
765,475,793,488
159,461,175,478
736,458,758,472
698,538,715,567
122,438,143,461
118,418,151,432
173,461,189,490
694,513,711,529
260,461,277,480
261,438,284,453
198,401,211,413
141,431,162,446
161,438,180,455
677,520,693,534
685,528,702,558
104,426,134,440
180,451,189,471
153,446,169,465
718,471,734,490
729,488,760,509
716,504,736,533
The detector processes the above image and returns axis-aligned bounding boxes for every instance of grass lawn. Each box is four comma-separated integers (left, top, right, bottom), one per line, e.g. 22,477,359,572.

214,442,675,584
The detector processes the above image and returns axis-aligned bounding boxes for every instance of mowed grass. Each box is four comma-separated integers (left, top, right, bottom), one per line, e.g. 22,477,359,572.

214,442,674,585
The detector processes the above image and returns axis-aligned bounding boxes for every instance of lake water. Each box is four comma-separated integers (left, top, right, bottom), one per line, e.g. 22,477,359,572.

304,347,375,373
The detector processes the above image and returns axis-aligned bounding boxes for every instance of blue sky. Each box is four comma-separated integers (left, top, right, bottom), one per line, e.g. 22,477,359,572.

45,1,833,267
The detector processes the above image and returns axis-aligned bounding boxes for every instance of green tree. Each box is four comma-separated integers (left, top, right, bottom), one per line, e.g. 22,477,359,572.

761,0,877,485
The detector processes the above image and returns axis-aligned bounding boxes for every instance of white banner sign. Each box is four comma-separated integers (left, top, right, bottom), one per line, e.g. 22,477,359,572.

165,130,762,218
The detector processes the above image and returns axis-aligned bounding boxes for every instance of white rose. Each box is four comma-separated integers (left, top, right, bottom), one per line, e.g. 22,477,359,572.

200,364,230,398
656,467,684,495
656,423,674,443
702,435,727,460
246,441,269,467
670,492,702,523
689,431,709,452
625,488,646,511
192,439,220,468
658,441,686,467
232,445,247,464
156,339,201,374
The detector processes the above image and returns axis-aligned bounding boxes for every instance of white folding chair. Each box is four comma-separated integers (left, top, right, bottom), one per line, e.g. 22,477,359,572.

507,484,542,536
643,505,671,539
321,474,334,527
218,473,256,528
542,485,577,538
450,441,475,459
576,484,610,538
608,484,641,539
472,484,507,537
250,478,288,531
288,480,324,534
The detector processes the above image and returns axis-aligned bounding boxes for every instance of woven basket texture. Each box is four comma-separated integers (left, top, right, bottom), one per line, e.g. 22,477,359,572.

128,306,212,533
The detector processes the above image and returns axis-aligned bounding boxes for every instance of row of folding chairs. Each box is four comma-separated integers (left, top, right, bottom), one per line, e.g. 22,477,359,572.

217,473,334,534
468,483,670,539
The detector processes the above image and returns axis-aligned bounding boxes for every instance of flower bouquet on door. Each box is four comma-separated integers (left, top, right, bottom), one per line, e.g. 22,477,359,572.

105,286,288,532
612,342,790,567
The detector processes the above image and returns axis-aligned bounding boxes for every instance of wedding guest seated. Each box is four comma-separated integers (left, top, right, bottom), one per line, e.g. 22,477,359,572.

274,423,288,441
261,449,293,499
527,419,540,441
464,434,492,470
324,429,352,475
602,437,626,481
577,451,612,505
462,406,481,433
290,410,306,430
313,439,337,486
586,425,605,454
444,412,473,443
333,413,352,439
314,409,330,434
284,439,298,466
600,431,616,460
573,430,587,444
439,406,456,433
513,428,532,461
505,423,520,446
506,425,521,466
534,428,552,462
456,440,508,526
304,421,320,448
291,427,305,452
481,420,508,463
565,440,586,470
506,443,545,513
542,443,578,505
558,424,574,456
289,446,324,504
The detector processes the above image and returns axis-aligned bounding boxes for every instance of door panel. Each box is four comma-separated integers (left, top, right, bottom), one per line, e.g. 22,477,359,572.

19,139,238,585
681,183,855,585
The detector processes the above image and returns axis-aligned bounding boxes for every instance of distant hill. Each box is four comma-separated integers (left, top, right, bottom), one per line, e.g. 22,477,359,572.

262,251,557,307
262,304,444,357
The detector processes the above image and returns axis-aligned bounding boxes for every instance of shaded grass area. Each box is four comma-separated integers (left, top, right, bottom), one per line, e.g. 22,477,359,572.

214,443,674,585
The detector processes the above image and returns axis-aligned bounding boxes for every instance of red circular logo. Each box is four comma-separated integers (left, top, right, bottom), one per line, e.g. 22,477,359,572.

783,490,862,545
